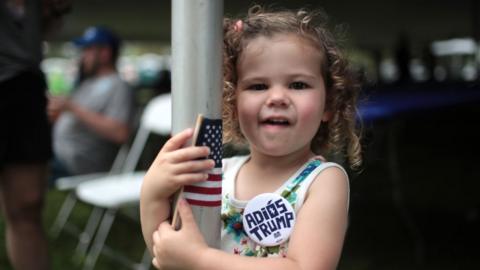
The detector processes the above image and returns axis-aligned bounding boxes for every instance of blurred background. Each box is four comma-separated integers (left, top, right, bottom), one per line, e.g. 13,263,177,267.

43,0,480,93
2,0,480,269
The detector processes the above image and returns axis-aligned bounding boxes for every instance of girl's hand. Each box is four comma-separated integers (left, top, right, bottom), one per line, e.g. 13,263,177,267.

140,128,214,255
152,199,209,270
143,128,215,200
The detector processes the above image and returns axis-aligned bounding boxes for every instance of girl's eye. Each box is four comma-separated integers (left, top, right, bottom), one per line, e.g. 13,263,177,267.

247,84,268,91
289,81,309,90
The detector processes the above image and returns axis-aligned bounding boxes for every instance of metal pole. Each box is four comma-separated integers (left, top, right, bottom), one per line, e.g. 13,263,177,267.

172,0,223,248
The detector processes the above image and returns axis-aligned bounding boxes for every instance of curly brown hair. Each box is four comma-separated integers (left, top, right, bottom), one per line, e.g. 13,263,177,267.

223,6,362,169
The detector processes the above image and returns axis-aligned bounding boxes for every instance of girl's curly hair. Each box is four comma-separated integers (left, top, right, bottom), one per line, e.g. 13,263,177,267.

223,6,362,169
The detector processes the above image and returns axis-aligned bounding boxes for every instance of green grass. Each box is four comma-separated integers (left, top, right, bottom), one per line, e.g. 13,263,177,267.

0,190,151,270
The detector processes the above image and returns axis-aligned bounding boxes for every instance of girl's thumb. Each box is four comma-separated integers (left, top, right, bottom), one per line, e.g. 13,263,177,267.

178,199,195,227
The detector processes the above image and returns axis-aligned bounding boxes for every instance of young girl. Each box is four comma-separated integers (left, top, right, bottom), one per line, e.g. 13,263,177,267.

140,6,362,270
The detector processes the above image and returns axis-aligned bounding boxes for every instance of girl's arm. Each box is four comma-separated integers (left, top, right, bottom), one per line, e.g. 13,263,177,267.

152,166,349,270
140,128,215,253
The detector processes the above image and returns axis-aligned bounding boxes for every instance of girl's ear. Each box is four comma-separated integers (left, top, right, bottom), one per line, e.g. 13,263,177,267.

322,110,332,122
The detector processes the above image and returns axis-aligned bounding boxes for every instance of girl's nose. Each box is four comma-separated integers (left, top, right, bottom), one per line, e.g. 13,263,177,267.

266,86,290,107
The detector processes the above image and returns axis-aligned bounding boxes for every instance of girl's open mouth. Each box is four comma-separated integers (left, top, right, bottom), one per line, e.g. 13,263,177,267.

261,117,291,126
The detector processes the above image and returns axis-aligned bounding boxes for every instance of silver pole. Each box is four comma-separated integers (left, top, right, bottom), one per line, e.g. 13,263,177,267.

172,0,223,248
172,0,223,130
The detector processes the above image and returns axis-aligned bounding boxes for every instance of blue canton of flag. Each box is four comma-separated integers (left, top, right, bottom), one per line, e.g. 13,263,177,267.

184,117,223,207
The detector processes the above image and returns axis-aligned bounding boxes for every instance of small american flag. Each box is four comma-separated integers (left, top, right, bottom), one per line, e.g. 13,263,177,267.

183,117,223,207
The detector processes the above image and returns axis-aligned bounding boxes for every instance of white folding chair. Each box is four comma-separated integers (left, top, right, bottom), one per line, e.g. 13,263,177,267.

74,93,171,270
49,143,130,257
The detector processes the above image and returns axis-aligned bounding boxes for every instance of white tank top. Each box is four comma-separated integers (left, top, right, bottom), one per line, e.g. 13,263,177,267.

220,155,349,257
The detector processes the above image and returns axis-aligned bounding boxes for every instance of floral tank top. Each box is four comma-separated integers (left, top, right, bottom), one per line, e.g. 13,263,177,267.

220,156,349,257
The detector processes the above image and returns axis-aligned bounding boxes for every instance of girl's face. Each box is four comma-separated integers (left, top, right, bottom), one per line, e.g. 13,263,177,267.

235,34,329,158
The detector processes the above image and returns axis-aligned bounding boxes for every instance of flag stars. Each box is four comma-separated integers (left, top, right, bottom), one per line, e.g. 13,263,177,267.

197,119,223,167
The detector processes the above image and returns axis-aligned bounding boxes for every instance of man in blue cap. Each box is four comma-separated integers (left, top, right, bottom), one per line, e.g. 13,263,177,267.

48,26,134,182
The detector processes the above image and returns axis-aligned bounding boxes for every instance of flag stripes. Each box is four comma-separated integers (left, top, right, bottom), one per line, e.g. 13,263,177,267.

184,118,222,207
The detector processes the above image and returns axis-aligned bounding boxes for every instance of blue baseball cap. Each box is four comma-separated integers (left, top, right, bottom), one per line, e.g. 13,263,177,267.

73,26,121,50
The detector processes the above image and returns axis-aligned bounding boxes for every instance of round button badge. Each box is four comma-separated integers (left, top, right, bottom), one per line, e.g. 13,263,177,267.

242,193,296,247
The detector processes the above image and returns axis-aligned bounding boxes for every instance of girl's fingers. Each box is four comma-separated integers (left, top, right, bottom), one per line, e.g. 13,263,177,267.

153,230,161,244
177,199,196,230
174,172,209,185
158,221,172,233
160,128,193,153
152,231,161,268
167,146,210,163
172,159,215,174
152,257,160,269
152,243,159,261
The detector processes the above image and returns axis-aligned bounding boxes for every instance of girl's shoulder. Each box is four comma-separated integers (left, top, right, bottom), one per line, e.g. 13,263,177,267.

305,158,350,212
310,155,348,179
222,155,249,171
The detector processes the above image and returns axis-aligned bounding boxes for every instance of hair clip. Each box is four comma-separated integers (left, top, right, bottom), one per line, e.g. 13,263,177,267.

233,20,243,32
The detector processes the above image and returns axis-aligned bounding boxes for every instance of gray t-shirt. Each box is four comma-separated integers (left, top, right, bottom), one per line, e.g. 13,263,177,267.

53,73,134,174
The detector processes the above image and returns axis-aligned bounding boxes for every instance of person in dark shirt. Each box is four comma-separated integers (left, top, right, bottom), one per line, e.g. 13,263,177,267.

0,1,70,269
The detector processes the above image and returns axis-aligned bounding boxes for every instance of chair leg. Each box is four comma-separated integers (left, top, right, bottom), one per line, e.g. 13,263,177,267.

82,208,117,270
75,206,105,257
50,192,77,238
